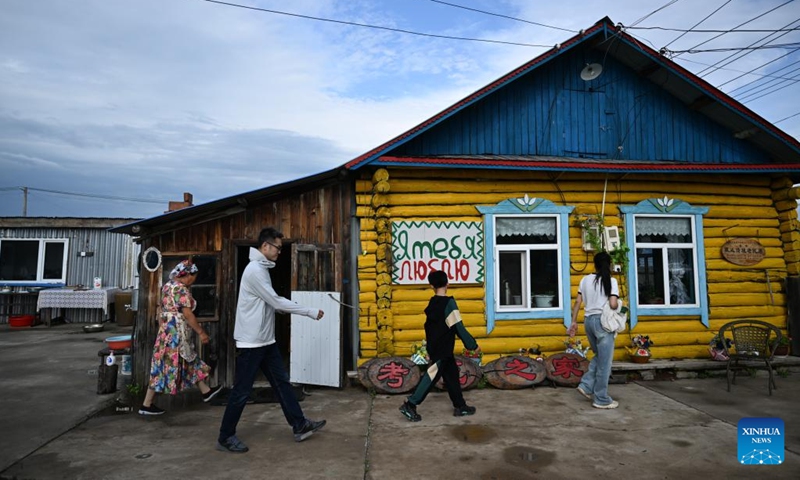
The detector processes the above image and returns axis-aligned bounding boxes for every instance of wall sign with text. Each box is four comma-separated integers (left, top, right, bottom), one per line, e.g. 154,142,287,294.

391,221,484,284
721,238,765,266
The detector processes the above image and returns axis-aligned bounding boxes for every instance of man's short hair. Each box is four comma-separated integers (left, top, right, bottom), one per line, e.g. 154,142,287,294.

258,227,284,248
428,270,448,289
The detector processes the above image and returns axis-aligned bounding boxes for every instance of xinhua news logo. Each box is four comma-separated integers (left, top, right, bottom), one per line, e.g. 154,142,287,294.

737,418,784,465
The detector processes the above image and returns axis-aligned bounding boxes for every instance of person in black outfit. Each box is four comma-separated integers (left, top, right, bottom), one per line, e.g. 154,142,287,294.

400,270,479,421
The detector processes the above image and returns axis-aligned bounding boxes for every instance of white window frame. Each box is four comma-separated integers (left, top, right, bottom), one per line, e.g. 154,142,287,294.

493,214,562,313
0,238,69,285
620,198,709,329
633,215,700,309
477,196,574,334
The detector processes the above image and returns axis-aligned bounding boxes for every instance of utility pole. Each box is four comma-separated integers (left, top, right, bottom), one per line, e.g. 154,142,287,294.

22,187,28,217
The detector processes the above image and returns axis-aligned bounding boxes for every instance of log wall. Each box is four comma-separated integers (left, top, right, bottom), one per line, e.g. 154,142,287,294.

356,168,797,364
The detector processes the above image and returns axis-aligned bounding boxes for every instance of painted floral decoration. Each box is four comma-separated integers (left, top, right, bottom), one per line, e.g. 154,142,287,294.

410,340,429,365
708,332,732,361
564,337,590,358
462,346,483,366
629,334,654,357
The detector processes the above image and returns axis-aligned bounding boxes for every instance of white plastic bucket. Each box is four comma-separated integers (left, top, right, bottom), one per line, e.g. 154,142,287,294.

120,355,132,375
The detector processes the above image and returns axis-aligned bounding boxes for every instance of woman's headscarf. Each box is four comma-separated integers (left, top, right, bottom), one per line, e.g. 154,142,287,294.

169,260,198,280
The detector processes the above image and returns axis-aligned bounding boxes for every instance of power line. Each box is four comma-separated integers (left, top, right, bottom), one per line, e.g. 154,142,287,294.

629,0,681,28
629,26,800,33
775,111,800,123
199,0,552,48
662,0,732,49
727,58,800,95
425,0,576,33
737,72,800,102
668,41,800,55
672,0,795,59
719,48,800,88
0,186,169,204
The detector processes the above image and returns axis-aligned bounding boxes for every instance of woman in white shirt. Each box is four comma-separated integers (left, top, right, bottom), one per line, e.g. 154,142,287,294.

567,252,619,409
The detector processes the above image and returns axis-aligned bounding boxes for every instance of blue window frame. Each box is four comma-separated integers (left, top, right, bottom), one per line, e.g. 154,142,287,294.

620,197,709,329
477,196,574,334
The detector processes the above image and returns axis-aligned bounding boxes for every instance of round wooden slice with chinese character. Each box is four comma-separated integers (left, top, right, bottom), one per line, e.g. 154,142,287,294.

357,358,378,390
434,355,483,391
544,353,589,387
366,356,421,394
482,355,546,389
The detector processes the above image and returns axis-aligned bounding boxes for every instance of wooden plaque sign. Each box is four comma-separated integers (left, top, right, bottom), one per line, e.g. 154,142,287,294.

544,353,589,387
434,355,483,391
360,357,421,394
482,355,546,389
721,238,765,266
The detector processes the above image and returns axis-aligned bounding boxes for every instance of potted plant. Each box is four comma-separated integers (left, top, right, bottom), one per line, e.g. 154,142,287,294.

627,334,654,363
534,289,556,308
708,332,732,361
774,336,791,357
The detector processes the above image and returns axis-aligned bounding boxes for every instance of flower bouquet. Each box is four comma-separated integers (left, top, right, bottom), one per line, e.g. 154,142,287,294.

462,346,483,366
628,334,653,363
564,337,590,358
410,340,429,365
708,333,732,361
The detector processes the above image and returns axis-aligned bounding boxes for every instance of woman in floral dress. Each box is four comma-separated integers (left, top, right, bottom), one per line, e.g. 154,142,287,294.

139,260,222,415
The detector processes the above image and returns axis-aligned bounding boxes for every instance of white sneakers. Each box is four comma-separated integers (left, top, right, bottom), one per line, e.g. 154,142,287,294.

592,400,619,409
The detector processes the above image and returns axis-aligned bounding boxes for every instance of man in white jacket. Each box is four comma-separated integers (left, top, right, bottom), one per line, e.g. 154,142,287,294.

217,227,326,453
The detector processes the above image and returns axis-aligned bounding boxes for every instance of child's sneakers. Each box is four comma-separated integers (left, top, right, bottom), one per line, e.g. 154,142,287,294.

453,404,476,417
399,401,421,422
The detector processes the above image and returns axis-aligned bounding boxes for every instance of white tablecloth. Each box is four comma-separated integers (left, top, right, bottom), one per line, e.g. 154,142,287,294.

37,287,122,314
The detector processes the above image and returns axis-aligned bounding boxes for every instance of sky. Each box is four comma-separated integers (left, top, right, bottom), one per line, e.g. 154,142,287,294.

2,0,800,219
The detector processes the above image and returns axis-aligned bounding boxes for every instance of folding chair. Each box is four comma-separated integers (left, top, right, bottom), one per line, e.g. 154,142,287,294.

719,319,782,395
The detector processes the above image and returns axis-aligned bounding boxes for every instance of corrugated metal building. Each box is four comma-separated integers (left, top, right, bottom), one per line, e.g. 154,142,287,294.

0,217,140,324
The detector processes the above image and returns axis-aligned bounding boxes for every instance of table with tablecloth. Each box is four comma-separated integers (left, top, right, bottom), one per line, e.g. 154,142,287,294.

36,287,122,325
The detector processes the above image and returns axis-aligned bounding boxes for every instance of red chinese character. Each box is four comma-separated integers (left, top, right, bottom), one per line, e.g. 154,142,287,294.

377,362,409,388
504,358,538,380
455,358,469,385
551,357,583,379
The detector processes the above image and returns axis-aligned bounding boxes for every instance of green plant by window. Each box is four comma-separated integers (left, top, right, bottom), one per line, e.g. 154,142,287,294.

574,214,629,277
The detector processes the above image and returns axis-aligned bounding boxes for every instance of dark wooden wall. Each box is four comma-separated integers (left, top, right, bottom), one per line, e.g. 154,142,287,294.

132,180,354,391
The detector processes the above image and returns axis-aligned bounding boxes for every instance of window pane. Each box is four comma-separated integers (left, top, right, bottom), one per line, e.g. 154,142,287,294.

192,256,216,285
191,286,216,317
0,241,38,281
318,251,336,291
529,250,559,308
496,217,556,245
637,248,665,305
499,251,524,306
43,242,65,280
296,250,316,290
668,249,695,304
635,217,692,243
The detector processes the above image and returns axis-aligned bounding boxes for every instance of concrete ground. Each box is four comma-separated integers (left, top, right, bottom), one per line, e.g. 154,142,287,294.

1,324,799,480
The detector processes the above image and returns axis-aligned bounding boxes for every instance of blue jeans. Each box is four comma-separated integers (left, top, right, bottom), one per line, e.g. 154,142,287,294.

218,344,306,443
577,314,615,406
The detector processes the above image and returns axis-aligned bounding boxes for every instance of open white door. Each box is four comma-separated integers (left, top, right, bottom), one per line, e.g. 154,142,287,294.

290,291,341,387
288,243,342,387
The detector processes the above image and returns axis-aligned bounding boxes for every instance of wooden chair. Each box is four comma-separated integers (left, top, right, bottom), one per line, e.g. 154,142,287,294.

718,320,782,395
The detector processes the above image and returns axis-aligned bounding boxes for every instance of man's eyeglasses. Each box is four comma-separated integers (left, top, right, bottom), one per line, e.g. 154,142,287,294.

266,241,282,252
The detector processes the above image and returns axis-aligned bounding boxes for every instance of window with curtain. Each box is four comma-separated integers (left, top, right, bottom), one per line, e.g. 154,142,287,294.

634,216,698,307
495,216,560,311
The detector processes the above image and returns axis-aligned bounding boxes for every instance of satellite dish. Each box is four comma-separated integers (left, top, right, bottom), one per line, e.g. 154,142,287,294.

580,63,603,81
